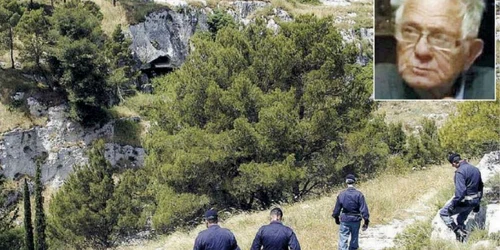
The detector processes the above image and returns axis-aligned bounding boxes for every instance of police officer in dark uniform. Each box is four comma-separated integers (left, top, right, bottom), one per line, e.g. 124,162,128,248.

439,152,483,242
332,174,370,250
193,209,240,250
250,207,301,250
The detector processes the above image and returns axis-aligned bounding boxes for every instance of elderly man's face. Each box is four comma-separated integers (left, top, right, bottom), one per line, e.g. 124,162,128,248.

396,0,478,96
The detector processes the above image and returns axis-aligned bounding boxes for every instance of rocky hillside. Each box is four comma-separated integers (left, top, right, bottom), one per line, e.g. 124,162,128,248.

0,101,145,186
0,0,377,187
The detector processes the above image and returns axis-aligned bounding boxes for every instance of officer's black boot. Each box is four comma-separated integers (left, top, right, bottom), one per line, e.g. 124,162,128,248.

451,223,468,242
457,225,469,242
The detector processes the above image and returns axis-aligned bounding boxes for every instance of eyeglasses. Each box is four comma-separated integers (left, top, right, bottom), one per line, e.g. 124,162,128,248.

395,25,464,51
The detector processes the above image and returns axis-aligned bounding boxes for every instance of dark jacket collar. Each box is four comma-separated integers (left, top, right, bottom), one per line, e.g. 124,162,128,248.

270,221,283,225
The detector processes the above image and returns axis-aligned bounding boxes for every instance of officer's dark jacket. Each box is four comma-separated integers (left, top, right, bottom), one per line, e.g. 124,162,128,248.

193,225,240,250
451,161,483,207
250,221,301,250
332,187,370,222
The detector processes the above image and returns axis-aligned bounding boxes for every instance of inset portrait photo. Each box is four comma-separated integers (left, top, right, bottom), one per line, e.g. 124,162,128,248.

374,0,496,100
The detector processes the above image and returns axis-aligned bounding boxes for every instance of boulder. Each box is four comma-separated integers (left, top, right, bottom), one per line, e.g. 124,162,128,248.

485,204,500,235
27,97,48,117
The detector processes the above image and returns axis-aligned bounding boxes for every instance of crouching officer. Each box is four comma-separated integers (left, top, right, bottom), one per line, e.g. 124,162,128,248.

250,208,301,250
439,153,483,242
193,209,240,250
332,174,370,250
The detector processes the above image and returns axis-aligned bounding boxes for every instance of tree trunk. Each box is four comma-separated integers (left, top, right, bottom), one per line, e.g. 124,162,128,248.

112,0,116,7
9,27,14,69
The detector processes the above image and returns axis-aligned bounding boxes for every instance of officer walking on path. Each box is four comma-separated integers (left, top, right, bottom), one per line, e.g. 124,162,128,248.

439,152,483,242
193,209,240,250
250,207,301,250
332,174,370,250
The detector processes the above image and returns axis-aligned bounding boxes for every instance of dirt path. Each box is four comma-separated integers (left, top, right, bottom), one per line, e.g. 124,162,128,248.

358,190,438,250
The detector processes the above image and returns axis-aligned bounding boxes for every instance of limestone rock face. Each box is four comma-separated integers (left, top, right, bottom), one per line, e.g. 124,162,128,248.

321,0,351,6
340,28,374,65
27,97,48,117
129,8,209,69
227,1,271,24
0,104,145,187
431,151,500,242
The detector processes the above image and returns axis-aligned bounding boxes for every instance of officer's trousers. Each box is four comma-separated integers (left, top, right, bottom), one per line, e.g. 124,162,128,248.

439,199,479,229
338,221,360,250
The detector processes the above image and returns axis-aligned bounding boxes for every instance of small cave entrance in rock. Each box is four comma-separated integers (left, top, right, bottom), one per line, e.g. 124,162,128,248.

23,146,33,154
144,56,174,78
13,173,25,181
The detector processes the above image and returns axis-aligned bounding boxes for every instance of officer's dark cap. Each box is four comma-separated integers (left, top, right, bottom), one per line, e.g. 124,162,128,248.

345,174,356,184
447,153,461,164
204,209,218,220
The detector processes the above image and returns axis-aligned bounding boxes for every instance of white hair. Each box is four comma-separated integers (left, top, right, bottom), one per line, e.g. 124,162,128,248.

394,0,485,38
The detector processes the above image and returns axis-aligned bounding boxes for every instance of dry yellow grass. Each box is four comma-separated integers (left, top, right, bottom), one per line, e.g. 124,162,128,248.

288,1,372,22
110,92,158,118
0,50,20,69
375,101,457,131
204,0,373,27
118,163,458,250
0,103,46,133
0,69,46,133
91,0,129,36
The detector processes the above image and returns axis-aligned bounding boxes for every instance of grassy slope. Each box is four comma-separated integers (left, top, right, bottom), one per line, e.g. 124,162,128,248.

118,164,459,250
0,69,46,133
375,101,457,131
92,0,129,36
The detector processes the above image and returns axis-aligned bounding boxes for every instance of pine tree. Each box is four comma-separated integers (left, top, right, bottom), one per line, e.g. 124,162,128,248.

387,122,406,154
48,140,117,249
143,15,375,219
105,24,137,103
15,9,50,75
439,86,500,155
23,179,34,250
34,162,46,250
48,1,112,126
0,0,23,68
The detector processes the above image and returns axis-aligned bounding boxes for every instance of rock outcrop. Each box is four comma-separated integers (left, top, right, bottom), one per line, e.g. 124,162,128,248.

340,28,374,65
128,2,295,75
0,104,145,187
129,2,372,75
129,7,209,70
321,0,351,6
431,151,500,242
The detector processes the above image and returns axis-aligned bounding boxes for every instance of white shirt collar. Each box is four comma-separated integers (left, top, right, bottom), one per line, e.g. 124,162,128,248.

454,76,465,100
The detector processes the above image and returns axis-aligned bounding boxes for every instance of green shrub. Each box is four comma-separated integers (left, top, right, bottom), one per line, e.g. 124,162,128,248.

386,155,410,175
0,227,24,250
113,119,142,147
489,232,500,246
152,188,209,233
485,173,500,203
119,0,167,24
393,219,432,250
